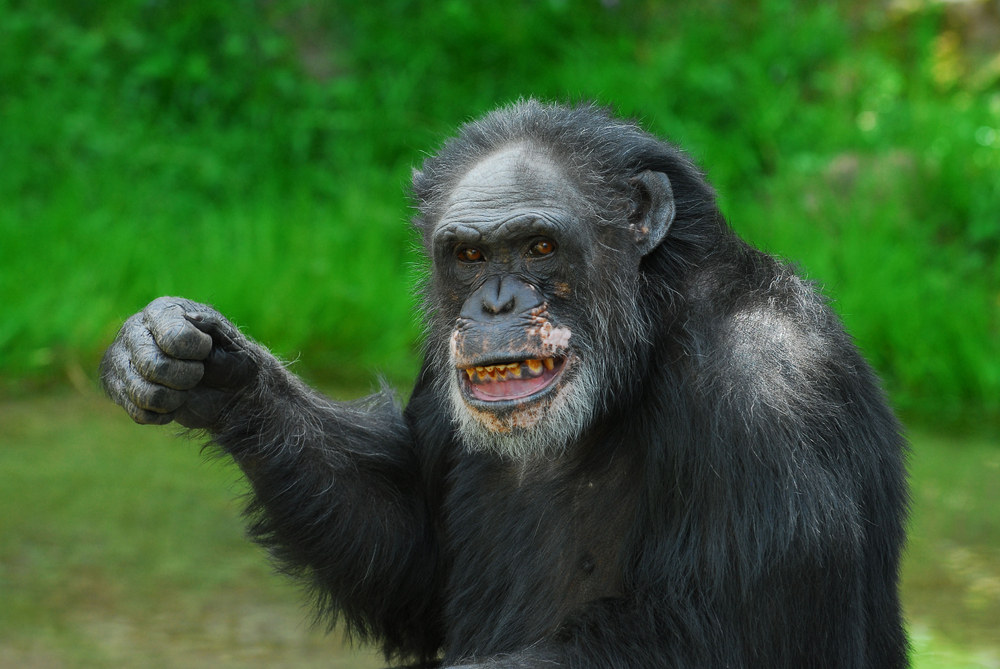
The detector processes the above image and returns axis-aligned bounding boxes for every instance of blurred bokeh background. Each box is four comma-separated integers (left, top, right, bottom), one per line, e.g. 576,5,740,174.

1,1,997,667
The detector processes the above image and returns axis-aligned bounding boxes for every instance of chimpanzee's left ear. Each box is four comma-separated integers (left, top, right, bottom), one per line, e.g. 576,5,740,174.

630,170,676,256
411,167,428,200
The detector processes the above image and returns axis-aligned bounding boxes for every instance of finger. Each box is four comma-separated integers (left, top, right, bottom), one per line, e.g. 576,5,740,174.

183,312,257,389
127,326,205,390
124,400,176,426
99,340,133,398
144,299,213,360
184,311,242,352
123,364,188,414
102,367,175,425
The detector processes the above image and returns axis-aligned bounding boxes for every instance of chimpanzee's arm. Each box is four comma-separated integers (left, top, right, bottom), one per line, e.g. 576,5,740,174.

101,297,444,661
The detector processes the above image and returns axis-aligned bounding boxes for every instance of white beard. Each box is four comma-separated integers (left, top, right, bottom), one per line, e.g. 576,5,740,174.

432,270,647,462
445,355,603,462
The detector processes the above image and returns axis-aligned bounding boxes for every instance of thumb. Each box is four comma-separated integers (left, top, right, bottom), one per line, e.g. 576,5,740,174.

184,311,243,352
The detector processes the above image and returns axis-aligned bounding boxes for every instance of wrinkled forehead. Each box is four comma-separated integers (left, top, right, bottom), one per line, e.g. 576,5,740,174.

436,144,586,231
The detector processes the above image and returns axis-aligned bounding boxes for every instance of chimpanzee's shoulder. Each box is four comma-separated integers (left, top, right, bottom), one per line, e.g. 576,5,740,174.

678,245,864,411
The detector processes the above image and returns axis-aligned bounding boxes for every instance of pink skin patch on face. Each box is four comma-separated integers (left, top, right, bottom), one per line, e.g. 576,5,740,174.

528,316,573,353
543,324,572,350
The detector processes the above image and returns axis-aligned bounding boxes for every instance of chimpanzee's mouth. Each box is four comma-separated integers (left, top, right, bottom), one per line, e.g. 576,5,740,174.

459,357,566,403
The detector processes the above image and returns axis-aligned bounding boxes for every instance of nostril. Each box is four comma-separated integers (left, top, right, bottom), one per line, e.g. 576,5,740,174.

483,295,516,315
480,276,519,315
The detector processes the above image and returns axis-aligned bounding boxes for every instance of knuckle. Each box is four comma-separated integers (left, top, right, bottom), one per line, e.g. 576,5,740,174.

120,317,152,350
132,348,176,383
162,322,191,347
101,371,126,403
116,318,145,350
151,356,175,381
138,308,211,361
100,345,127,378
163,321,213,360
147,296,186,312
127,335,160,373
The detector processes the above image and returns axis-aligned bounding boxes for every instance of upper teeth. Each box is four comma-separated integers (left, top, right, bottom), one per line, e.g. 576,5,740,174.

464,359,555,382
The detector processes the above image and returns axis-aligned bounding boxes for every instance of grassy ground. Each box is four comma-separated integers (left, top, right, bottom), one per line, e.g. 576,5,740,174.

0,389,384,668
1,388,997,668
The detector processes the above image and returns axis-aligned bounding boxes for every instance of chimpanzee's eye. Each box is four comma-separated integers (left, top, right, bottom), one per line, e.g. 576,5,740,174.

457,246,485,263
529,239,556,258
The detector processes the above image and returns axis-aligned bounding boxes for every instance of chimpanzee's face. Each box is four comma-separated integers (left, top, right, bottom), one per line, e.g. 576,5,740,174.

419,141,674,459
422,144,613,458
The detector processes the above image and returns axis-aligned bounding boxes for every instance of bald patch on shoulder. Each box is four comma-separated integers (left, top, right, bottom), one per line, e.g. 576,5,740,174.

719,284,830,413
727,308,823,371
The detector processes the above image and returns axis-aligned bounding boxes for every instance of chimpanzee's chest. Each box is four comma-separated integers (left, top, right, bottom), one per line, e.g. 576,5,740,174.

439,457,638,657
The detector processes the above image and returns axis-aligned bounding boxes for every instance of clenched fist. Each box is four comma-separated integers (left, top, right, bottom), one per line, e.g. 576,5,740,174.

100,296,264,430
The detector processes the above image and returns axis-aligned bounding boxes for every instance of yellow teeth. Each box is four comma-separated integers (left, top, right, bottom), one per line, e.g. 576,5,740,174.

463,359,557,383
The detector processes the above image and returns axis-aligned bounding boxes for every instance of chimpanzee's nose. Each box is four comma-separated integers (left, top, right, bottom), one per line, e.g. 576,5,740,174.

461,276,542,321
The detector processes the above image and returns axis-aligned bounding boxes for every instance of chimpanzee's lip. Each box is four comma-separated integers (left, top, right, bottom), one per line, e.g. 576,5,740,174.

458,357,566,404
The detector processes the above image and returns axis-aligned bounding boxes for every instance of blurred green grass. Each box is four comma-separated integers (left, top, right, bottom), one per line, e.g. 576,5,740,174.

0,390,997,667
1,0,998,426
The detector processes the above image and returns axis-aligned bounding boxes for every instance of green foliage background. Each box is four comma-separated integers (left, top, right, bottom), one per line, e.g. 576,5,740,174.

1,0,998,428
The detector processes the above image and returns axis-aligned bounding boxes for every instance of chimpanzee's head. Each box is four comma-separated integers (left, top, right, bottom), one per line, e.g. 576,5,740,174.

412,100,706,459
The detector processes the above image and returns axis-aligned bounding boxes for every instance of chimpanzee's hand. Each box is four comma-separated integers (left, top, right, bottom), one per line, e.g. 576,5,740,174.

100,296,260,430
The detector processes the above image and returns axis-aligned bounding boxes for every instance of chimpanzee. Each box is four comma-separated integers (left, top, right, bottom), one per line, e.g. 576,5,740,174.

100,100,909,668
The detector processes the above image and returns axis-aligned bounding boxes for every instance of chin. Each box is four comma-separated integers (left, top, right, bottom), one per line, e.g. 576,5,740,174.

446,355,596,461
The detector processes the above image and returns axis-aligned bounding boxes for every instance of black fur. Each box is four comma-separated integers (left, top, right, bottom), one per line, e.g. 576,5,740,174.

101,100,908,668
